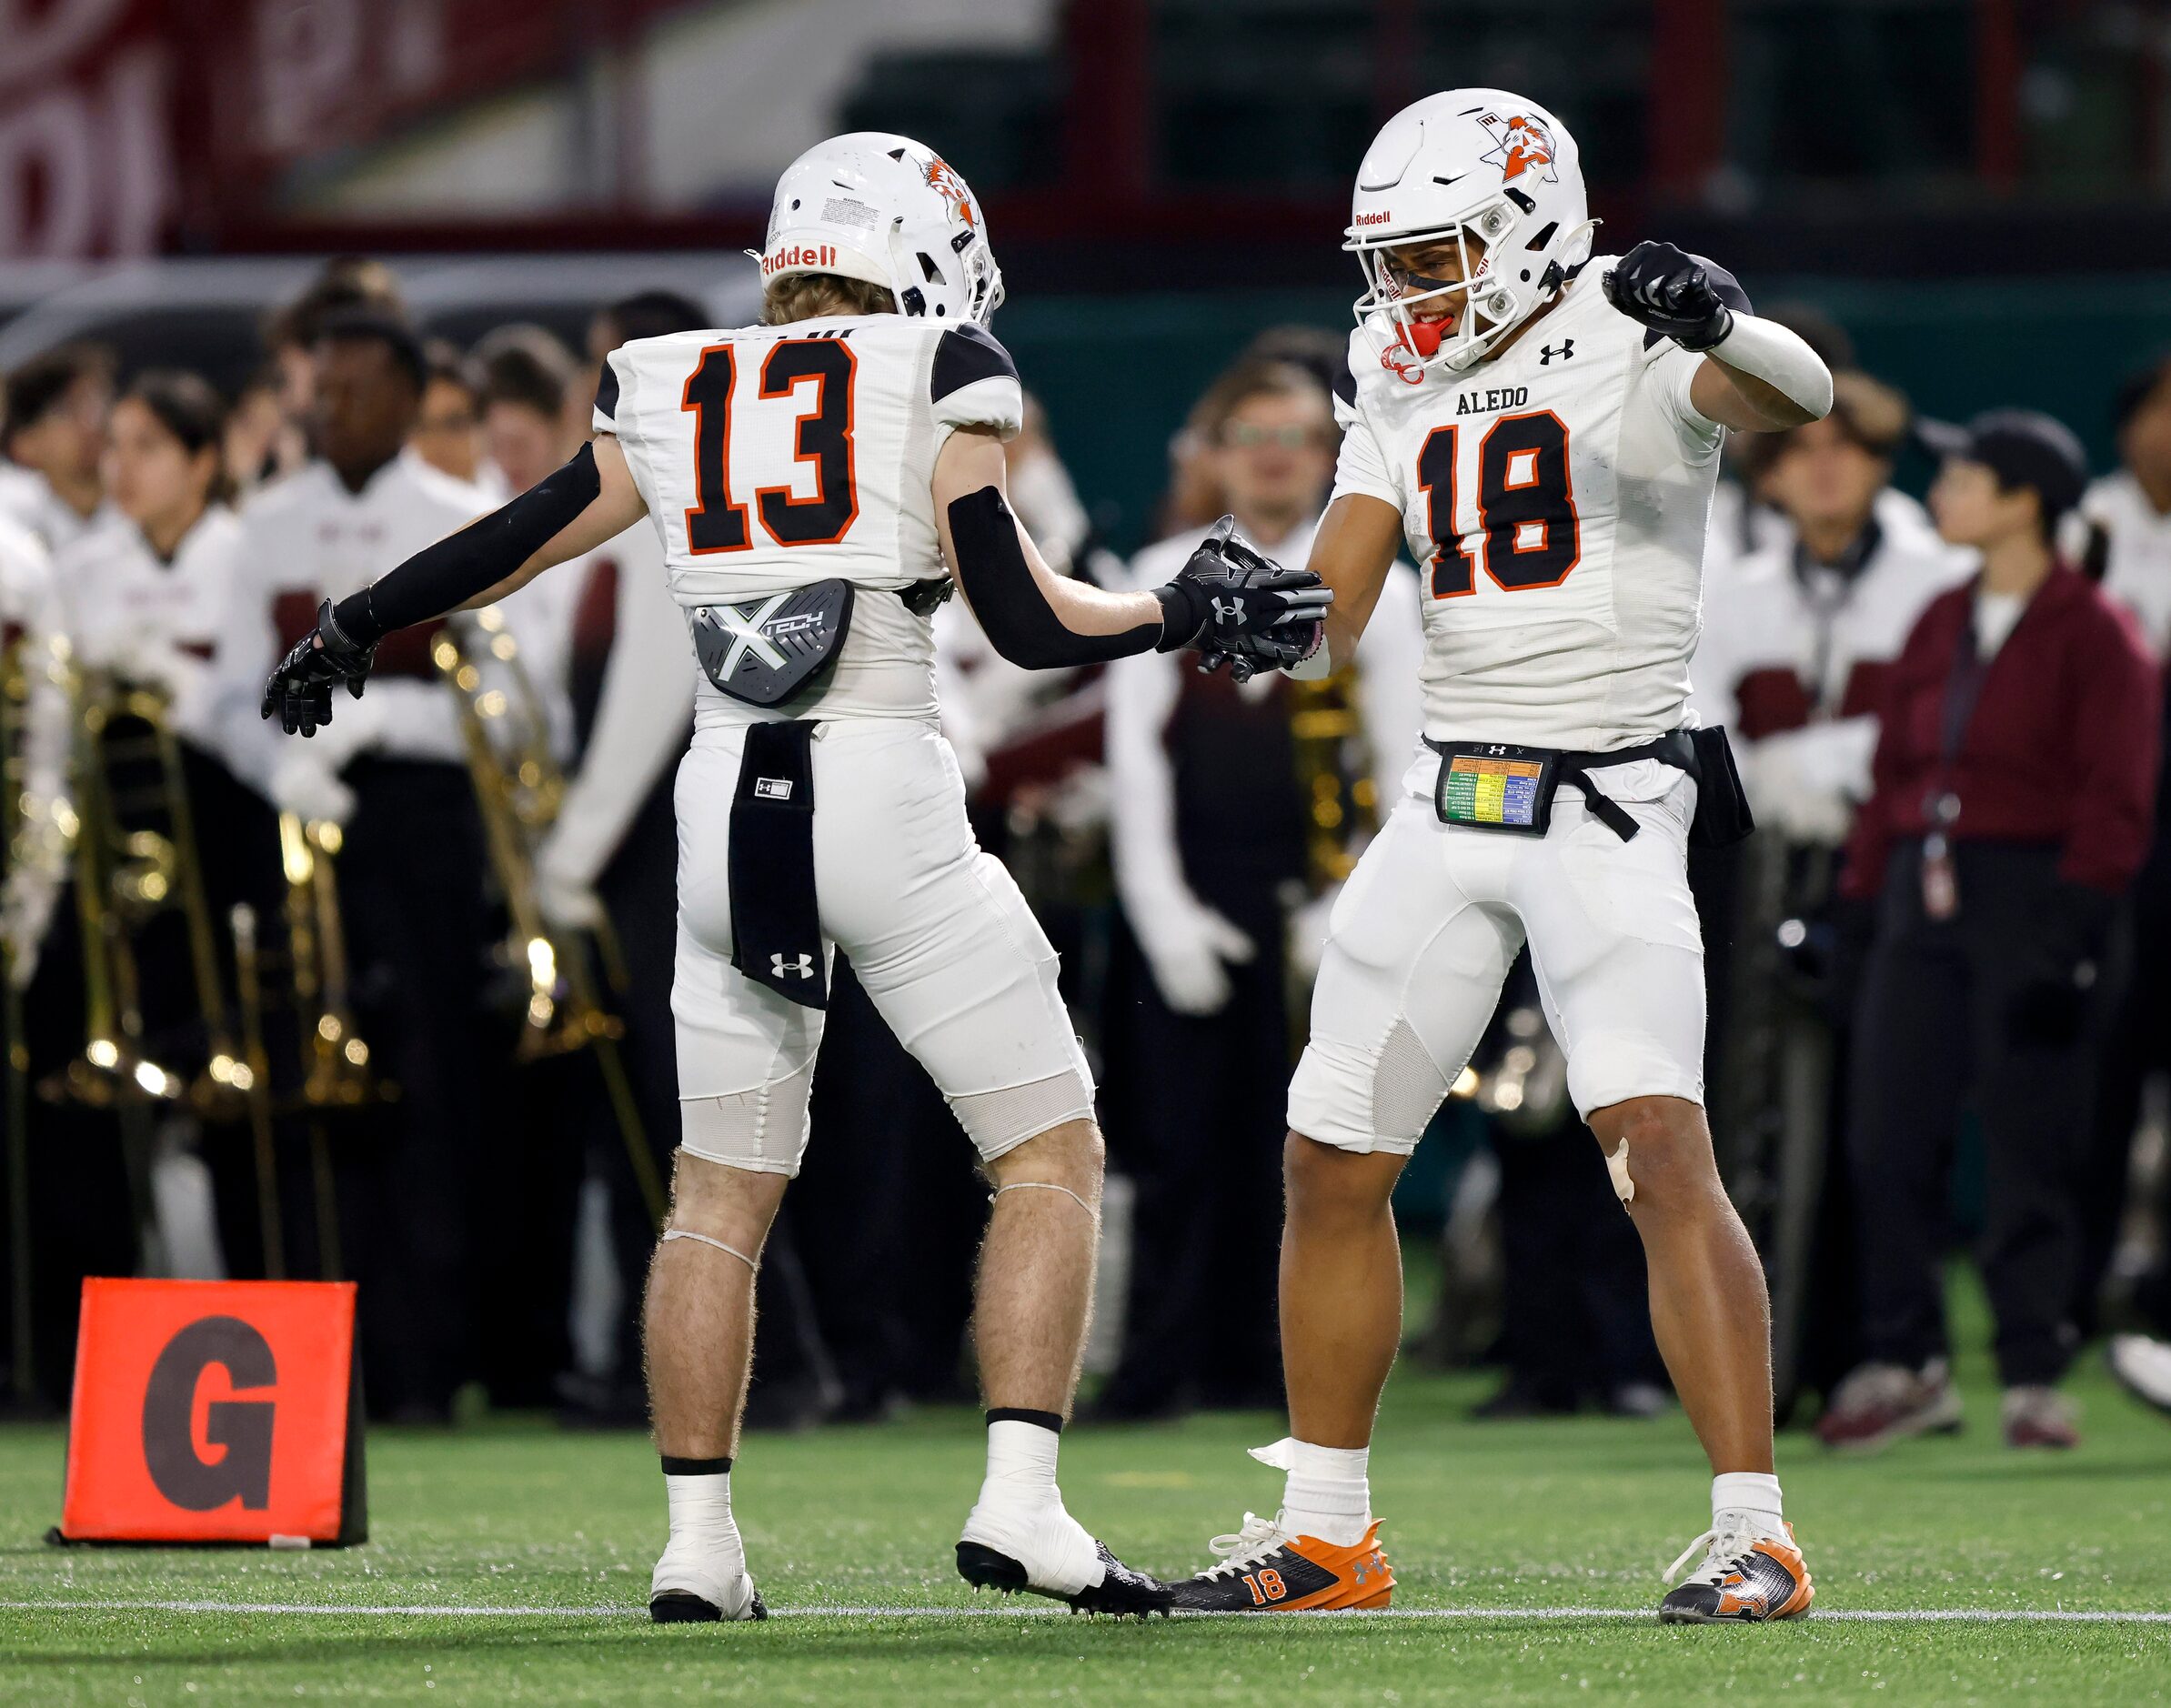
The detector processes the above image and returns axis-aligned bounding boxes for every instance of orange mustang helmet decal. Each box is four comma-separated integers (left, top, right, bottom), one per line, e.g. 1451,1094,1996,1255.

1478,112,1559,185
923,155,977,229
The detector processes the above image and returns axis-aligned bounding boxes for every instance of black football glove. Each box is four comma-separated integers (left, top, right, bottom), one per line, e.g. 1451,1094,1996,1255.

1603,241,1734,351
261,598,377,738
1155,516,1332,684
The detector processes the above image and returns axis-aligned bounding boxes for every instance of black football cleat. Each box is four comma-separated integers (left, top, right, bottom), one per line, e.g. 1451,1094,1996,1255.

956,1538,1172,1618
649,1586,768,1623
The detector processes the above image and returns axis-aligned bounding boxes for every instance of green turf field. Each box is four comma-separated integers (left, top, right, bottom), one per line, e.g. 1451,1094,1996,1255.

3,1297,2168,1705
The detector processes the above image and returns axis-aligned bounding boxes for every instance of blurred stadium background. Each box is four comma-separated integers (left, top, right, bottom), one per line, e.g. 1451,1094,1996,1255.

5,0,2167,541
5,4,2171,1702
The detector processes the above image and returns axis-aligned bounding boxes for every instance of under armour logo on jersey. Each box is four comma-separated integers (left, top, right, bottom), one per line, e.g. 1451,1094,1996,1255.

1539,340,1575,365
771,952,815,980
1210,595,1249,628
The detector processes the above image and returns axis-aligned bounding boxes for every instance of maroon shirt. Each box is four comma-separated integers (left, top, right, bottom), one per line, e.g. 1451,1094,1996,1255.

1840,566,2161,899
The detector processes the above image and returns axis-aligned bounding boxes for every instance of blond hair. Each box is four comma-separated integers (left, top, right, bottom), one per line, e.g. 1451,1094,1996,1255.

761,274,897,327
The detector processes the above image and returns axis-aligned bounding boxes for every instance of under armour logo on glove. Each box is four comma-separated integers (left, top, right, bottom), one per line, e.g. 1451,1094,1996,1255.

1540,340,1574,364
771,952,815,980
1161,516,1332,685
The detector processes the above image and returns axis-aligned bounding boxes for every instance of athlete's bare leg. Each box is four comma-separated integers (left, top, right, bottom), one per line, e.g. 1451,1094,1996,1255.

1281,1133,1410,1448
973,1117,1104,1412
643,1151,790,1460
1588,1094,1774,1474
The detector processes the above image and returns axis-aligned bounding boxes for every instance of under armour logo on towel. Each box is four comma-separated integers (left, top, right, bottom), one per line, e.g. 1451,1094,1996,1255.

1539,340,1574,365
771,952,815,980
1210,595,1248,628
754,777,793,800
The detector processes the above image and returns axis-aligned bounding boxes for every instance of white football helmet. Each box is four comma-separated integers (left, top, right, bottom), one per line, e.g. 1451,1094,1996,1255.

1345,90,1598,378
756,132,1004,326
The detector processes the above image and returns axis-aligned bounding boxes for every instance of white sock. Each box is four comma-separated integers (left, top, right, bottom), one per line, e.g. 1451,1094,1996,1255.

977,1415,1063,1514
1273,1439,1372,1548
664,1470,738,1550
1712,1472,1784,1539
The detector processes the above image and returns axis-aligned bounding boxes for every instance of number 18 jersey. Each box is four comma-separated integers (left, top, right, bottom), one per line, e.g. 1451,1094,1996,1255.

596,313,1023,723
1332,260,1730,752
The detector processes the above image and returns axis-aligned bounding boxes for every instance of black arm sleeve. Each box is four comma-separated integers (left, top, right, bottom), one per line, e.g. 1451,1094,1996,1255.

330,442,603,644
948,486,1171,669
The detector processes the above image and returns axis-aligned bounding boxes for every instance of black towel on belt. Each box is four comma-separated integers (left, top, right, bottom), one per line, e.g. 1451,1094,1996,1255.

729,719,826,1009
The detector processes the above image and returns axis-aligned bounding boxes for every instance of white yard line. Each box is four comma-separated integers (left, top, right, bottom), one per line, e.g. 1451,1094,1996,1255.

2,1599,2168,1625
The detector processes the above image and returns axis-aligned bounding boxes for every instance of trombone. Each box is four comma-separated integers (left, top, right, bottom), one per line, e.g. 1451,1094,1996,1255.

41,660,246,1120
433,609,665,1224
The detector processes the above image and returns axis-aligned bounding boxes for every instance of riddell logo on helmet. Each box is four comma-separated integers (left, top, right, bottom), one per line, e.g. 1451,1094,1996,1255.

762,243,838,276
1352,209,1394,227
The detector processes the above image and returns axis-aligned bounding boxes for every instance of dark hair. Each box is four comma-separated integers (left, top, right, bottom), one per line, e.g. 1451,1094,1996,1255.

4,342,116,443
120,369,232,505
1240,325,1350,401
422,338,482,399
315,308,427,392
602,289,712,347
264,257,406,354
1189,357,1332,444
474,325,574,418
2112,355,2171,437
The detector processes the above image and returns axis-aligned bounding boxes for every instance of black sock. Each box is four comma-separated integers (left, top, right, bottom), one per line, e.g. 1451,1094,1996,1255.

985,1408,1063,1434
661,1455,733,1476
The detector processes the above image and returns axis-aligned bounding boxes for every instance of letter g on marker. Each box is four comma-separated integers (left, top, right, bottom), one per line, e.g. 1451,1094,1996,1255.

140,1316,278,1512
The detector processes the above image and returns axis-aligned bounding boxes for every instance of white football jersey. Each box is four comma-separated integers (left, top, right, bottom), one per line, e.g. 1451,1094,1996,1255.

596,313,1023,724
1333,257,1730,750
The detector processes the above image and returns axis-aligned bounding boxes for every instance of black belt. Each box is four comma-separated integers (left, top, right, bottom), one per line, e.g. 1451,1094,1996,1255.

1422,729,1704,844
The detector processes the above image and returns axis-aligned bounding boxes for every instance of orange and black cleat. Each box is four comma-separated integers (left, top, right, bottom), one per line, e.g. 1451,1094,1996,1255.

1169,1513,1394,1612
1658,1520,1814,1623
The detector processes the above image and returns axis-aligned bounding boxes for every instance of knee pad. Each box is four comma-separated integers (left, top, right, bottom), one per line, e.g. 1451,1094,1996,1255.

949,1068,1095,1165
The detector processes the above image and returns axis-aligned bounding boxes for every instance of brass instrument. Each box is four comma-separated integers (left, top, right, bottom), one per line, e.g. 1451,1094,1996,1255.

2,622,41,1401
1286,663,1380,890
41,660,246,1118
274,812,386,1112
433,609,665,1224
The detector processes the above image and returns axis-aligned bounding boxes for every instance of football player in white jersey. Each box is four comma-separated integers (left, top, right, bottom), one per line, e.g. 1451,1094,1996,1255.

1167,91,1835,1623
261,135,1326,1622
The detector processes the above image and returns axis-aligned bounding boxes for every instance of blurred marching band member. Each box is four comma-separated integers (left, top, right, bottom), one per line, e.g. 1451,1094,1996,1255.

1097,357,1420,1418
259,257,407,471
410,343,488,488
1694,374,1975,848
2074,355,2171,1362
222,365,297,507
0,345,118,553
1824,411,2158,1454
46,373,293,1276
0,507,133,1402
213,308,511,1420
1689,372,1972,1407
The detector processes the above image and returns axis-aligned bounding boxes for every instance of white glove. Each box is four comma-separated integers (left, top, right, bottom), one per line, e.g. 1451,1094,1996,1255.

1742,729,1854,847
1287,884,1340,983
0,867,60,990
1136,897,1254,1017
269,753,356,828
532,831,607,931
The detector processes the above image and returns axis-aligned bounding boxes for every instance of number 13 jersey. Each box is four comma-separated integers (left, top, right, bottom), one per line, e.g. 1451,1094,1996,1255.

1333,259,1733,751
596,313,1023,724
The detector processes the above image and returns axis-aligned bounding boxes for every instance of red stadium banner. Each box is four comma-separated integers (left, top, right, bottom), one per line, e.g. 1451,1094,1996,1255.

56,1279,366,1547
